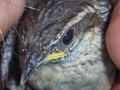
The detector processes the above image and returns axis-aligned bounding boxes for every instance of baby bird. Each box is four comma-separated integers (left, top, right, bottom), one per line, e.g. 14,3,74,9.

1,0,117,90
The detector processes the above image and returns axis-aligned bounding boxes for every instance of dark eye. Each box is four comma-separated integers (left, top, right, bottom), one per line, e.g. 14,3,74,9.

62,29,73,45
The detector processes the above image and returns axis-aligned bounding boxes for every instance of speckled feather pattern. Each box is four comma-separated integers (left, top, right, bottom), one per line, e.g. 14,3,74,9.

19,0,115,90
1,26,17,85
1,0,116,90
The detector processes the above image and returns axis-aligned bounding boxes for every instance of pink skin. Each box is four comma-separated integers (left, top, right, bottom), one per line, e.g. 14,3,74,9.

0,0,120,90
0,0,26,41
106,0,120,70
106,1,120,89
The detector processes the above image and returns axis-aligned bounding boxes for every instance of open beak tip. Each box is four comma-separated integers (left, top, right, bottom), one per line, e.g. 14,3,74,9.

20,51,39,85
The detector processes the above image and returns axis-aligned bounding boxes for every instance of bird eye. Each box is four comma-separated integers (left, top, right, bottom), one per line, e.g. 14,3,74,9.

62,28,73,45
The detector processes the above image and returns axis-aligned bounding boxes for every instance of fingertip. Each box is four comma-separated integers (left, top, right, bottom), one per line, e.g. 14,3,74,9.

0,0,27,41
106,0,120,69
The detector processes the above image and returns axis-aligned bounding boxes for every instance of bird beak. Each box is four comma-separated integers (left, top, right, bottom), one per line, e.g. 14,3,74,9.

20,51,66,85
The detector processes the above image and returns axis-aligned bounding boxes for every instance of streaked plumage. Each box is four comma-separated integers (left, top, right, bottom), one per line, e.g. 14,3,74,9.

1,0,117,90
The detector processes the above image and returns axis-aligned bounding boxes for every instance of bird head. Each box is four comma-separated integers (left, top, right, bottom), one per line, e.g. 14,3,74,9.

19,0,111,86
